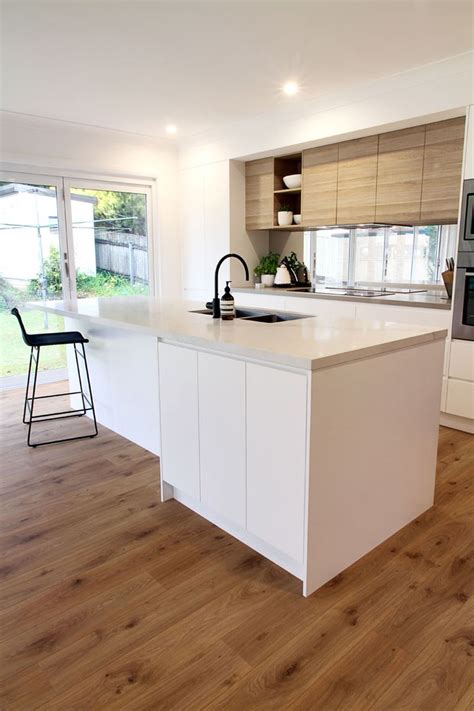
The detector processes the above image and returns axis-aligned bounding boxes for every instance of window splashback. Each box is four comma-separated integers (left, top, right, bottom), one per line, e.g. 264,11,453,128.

302,224,458,288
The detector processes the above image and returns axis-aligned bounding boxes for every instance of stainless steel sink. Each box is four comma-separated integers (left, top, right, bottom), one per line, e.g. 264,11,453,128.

189,308,309,322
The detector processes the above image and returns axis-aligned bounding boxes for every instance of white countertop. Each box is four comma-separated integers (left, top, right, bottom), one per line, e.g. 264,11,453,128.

29,296,448,371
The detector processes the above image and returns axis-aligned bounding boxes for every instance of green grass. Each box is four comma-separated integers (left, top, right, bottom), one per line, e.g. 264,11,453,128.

0,310,67,377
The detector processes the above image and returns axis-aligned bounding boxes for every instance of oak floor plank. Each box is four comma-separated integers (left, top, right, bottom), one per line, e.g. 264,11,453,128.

0,384,473,710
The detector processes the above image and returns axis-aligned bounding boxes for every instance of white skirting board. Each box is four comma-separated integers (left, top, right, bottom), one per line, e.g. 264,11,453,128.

172,487,304,583
440,411,474,434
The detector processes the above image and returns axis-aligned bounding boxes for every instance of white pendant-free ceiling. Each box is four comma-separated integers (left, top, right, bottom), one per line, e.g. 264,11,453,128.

1,0,473,141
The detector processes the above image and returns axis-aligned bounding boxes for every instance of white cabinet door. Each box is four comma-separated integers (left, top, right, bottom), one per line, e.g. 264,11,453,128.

246,363,307,563
198,352,246,527
158,343,200,498
449,340,474,382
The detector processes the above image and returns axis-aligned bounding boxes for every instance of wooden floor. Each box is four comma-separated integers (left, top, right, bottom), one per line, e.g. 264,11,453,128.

0,383,473,710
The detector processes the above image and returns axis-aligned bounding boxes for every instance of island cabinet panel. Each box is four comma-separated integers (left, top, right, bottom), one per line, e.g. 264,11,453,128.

246,363,307,563
198,352,246,528
302,144,338,226
375,125,425,223
158,343,200,499
336,135,379,224
420,116,465,223
245,158,274,229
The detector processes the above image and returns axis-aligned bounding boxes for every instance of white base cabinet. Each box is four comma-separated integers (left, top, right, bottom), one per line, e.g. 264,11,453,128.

158,342,308,558
158,337,444,596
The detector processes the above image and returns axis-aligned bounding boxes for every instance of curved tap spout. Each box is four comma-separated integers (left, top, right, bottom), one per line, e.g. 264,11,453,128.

213,253,250,318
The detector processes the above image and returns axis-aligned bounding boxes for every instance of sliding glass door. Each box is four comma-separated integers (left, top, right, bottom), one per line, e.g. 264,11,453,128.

0,171,154,385
64,179,153,299
0,173,70,383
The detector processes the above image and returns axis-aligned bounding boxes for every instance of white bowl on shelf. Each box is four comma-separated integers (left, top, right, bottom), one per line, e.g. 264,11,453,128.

283,174,301,189
293,214,301,225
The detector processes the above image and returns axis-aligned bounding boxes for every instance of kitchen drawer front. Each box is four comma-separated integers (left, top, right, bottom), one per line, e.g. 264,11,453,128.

449,340,474,382
246,363,307,563
445,379,474,420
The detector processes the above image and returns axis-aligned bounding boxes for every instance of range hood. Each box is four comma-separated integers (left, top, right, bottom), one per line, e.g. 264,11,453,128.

270,222,416,231
311,222,415,230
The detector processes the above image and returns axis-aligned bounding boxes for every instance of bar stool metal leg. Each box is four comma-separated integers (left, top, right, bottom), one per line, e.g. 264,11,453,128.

24,343,98,448
22,346,34,424
27,346,40,447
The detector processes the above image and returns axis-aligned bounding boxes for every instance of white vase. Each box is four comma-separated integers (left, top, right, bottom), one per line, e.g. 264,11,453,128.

278,211,293,226
261,274,275,287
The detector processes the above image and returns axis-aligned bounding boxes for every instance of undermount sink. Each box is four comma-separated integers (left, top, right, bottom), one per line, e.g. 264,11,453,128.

189,308,309,323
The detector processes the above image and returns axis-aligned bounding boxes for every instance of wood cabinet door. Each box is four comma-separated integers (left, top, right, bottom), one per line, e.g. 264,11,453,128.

375,125,425,223
245,157,274,229
246,363,307,563
245,158,274,230
336,135,378,224
420,117,465,223
302,144,338,226
198,352,246,528
158,343,200,499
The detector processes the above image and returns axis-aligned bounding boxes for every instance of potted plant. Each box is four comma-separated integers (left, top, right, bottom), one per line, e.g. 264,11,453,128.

277,203,293,227
254,252,280,287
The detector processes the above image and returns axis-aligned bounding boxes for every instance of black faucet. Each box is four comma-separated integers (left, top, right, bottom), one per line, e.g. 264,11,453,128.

212,253,250,318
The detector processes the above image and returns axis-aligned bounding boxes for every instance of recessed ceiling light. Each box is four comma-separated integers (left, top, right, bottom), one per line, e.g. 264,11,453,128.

165,124,177,135
282,81,299,96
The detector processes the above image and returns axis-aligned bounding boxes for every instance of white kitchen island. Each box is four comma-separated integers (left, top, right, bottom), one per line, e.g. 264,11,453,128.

32,296,447,596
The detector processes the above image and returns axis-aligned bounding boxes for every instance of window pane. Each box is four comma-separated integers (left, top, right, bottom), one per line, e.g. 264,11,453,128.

385,227,414,282
437,224,458,282
353,227,384,283
314,228,349,285
412,226,440,283
70,187,149,298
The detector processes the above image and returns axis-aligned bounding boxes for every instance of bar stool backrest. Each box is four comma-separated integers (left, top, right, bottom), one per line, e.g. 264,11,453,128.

11,308,34,347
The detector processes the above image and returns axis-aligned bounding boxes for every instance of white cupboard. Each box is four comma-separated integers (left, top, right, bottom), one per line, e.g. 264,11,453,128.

246,363,307,563
158,343,200,498
198,352,246,528
158,341,309,568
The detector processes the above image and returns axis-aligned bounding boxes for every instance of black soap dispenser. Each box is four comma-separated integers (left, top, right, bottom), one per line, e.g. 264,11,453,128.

220,281,235,320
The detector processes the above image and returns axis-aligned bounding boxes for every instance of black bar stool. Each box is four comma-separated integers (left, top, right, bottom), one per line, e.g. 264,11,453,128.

11,308,98,447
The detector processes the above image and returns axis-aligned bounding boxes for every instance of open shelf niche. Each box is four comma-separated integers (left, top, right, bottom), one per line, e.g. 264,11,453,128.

273,153,302,227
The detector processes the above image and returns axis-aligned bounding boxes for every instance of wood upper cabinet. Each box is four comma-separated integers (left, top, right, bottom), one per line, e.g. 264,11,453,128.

336,135,378,224
420,117,465,223
375,125,425,224
245,157,274,229
302,144,338,226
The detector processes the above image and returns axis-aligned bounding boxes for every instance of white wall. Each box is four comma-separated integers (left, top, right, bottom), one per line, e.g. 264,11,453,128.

0,111,180,299
178,52,473,297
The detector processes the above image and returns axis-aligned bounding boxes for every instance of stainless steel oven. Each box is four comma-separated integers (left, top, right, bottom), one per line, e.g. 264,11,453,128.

458,178,474,251
453,179,474,340
453,253,474,340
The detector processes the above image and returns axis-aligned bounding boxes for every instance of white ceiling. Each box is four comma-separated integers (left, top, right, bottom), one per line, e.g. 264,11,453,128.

1,0,473,142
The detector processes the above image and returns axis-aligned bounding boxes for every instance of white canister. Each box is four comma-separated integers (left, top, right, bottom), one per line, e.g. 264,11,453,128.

277,211,293,227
